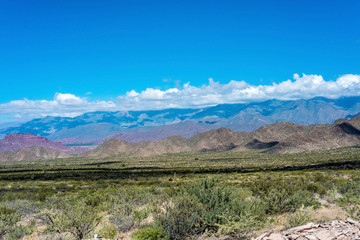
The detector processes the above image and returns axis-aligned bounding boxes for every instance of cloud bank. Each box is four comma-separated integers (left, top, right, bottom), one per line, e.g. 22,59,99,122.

1,74,360,121
0,93,117,121
118,73,360,109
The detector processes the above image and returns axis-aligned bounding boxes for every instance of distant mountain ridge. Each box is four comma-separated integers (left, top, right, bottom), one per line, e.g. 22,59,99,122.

0,114,360,162
83,114,360,158
1,96,360,144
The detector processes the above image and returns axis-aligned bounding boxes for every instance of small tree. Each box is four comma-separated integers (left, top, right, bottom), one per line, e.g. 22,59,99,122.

43,195,102,240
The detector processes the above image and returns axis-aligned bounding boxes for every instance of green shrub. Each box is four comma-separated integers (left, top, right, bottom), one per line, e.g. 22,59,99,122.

307,182,327,196
7,221,35,240
285,205,313,229
78,189,105,208
249,175,293,196
110,214,134,233
132,226,167,240
262,189,318,214
133,208,151,224
165,177,267,237
339,180,359,196
0,206,21,239
156,195,203,240
217,200,266,239
343,204,360,220
99,224,117,239
287,191,320,210
182,178,232,227
0,207,16,215
36,188,57,201
43,194,102,240
4,199,42,216
107,187,155,233
337,185,360,220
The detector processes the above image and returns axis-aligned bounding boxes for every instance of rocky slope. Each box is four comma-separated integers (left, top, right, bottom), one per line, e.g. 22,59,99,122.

1,114,359,160
0,133,87,154
0,146,69,162
0,133,70,152
83,114,360,158
262,116,360,153
82,136,191,158
105,120,214,143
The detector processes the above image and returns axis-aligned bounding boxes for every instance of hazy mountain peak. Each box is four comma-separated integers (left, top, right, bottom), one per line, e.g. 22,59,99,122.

1,97,359,145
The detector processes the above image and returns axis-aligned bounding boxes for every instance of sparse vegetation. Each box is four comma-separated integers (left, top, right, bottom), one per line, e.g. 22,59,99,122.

42,194,102,239
285,205,313,229
132,226,167,240
0,147,359,239
0,206,21,239
336,177,360,220
98,224,117,239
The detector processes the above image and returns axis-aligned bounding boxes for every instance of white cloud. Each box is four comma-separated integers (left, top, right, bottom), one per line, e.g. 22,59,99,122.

117,74,360,110
0,93,117,121
337,74,360,88
1,74,360,121
55,93,85,105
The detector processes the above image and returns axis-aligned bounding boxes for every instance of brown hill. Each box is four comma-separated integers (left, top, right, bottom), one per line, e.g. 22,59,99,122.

0,146,70,162
266,119,360,153
105,120,212,143
349,114,360,129
82,135,190,158
0,133,88,154
81,114,360,158
187,128,249,152
0,133,70,152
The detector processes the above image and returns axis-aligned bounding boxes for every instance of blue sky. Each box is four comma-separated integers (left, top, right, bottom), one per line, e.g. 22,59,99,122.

0,0,359,122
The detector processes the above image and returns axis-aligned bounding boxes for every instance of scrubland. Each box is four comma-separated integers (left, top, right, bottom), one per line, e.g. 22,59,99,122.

1,147,360,239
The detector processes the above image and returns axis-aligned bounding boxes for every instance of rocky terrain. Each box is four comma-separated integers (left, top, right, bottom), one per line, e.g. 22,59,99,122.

1,114,360,161
0,133,71,152
104,120,213,143
83,114,360,158
0,146,69,162
255,219,360,240
0,133,89,162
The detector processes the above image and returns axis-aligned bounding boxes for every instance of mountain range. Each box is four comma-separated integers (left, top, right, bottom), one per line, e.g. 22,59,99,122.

82,113,360,158
1,96,360,145
1,113,359,162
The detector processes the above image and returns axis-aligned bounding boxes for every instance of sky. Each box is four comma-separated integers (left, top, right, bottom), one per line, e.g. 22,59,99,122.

0,0,359,122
